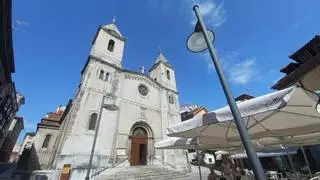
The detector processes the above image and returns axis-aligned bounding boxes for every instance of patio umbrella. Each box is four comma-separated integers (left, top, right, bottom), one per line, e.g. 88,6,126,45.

259,132,320,177
155,137,247,180
167,86,320,177
156,134,320,177
155,137,205,180
231,149,297,159
155,137,250,151
258,132,320,149
166,86,320,143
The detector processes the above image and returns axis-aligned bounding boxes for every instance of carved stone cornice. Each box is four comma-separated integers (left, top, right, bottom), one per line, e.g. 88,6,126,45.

124,73,160,90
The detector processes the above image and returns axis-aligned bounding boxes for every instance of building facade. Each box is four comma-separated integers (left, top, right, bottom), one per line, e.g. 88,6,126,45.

180,104,208,122
15,132,36,172
0,0,18,140
272,35,320,173
273,35,320,91
9,142,22,163
0,116,24,162
47,21,188,179
27,105,70,170
20,132,36,153
0,0,25,163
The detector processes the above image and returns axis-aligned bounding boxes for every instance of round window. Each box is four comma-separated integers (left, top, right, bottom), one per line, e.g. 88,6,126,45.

138,84,148,96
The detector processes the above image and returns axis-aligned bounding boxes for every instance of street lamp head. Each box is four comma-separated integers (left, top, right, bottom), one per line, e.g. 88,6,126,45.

193,4,200,11
187,21,215,53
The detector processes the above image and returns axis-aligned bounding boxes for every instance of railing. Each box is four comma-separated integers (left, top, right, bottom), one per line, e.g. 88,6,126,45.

152,156,177,169
90,157,129,178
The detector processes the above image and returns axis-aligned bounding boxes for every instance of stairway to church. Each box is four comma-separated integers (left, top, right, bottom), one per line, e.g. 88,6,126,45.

95,165,190,180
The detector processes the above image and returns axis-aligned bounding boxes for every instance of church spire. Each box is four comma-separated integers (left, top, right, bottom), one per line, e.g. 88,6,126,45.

155,47,168,64
101,18,125,40
149,47,177,91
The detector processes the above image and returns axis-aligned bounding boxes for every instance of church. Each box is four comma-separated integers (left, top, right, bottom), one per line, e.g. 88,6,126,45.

40,20,189,179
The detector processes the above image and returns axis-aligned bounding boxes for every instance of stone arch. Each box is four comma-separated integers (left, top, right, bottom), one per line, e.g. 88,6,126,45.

129,121,154,138
128,121,154,166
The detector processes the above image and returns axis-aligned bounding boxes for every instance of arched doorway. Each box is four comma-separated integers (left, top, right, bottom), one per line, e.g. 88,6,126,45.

130,127,148,166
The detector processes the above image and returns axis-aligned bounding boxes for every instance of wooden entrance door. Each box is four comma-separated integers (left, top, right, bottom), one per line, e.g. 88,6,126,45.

130,127,148,166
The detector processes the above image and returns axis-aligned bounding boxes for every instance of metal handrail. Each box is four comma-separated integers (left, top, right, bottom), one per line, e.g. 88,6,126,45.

90,158,128,178
152,156,176,170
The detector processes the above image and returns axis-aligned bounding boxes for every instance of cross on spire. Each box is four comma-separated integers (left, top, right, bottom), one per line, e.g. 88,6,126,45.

112,16,116,24
159,46,163,54
155,47,168,63
140,66,145,74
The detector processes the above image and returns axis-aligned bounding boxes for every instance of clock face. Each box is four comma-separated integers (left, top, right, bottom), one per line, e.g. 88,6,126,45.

138,85,148,96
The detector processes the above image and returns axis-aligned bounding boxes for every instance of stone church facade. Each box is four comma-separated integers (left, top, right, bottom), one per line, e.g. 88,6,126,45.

45,21,188,178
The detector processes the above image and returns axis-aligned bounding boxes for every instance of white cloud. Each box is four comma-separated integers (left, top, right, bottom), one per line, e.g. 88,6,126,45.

199,1,215,15
229,58,256,85
16,19,29,26
189,0,227,28
13,18,29,32
292,15,312,29
205,49,259,85
147,0,172,11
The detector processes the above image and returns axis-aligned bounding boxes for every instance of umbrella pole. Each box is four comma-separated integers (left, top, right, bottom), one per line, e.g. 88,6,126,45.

196,137,202,180
282,143,298,179
196,149,202,180
234,157,239,167
285,151,297,177
232,153,239,168
300,146,312,178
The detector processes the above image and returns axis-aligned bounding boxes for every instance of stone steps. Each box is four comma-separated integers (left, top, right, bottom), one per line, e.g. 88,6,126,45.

95,165,189,180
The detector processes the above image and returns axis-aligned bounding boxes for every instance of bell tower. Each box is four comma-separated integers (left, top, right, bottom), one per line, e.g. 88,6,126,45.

149,50,177,92
90,18,126,67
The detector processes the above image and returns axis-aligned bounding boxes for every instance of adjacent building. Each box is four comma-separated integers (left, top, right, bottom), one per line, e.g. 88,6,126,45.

235,94,254,102
27,105,70,170
0,93,24,162
15,132,36,172
180,104,207,122
0,0,19,138
9,142,22,163
0,116,24,162
272,35,320,173
272,35,320,91
0,0,25,163
20,132,36,153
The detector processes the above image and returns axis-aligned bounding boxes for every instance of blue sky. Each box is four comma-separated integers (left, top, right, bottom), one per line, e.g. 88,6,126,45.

12,0,320,141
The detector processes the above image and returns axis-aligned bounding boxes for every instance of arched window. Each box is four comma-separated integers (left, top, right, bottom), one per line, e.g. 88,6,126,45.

166,70,170,80
88,113,98,130
107,39,115,52
132,127,147,137
42,134,51,148
105,72,110,81
99,70,104,80
169,96,174,104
